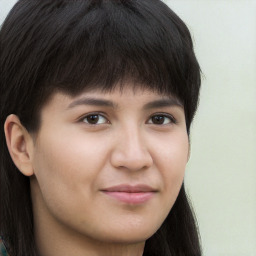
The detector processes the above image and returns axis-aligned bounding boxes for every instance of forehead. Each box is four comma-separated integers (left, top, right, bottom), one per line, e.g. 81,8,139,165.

45,85,183,111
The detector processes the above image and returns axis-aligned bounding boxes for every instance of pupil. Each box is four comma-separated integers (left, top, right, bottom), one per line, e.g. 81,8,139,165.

152,115,164,124
88,115,99,124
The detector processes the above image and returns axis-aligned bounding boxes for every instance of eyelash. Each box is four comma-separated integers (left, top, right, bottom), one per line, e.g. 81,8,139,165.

148,113,177,125
79,112,177,126
81,113,109,125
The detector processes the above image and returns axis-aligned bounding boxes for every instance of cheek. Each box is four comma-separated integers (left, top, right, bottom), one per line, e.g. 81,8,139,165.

34,128,107,174
31,130,109,210
152,131,188,201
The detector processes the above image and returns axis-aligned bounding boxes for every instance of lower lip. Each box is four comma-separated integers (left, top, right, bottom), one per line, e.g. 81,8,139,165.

103,191,155,204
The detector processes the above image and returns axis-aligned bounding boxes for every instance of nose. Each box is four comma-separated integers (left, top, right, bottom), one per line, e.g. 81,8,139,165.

110,126,153,171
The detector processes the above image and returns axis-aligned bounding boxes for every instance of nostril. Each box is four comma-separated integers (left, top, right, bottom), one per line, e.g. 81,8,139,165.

110,147,153,171
110,129,153,171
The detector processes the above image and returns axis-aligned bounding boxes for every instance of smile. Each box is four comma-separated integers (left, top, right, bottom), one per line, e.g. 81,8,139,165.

101,184,157,204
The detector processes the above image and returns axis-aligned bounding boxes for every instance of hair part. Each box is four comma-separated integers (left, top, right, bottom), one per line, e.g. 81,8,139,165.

0,0,201,255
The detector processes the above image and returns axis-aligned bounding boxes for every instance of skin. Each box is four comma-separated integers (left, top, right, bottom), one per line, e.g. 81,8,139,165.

5,86,189,256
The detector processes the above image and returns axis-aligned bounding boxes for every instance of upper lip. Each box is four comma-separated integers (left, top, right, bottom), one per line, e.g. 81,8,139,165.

101,184,157,193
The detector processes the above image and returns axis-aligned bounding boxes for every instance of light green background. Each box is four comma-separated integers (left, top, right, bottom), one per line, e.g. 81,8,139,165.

166,1,256,255
1,0,256,255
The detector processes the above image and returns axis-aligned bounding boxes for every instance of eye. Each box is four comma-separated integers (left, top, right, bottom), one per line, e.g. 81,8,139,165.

82,114,109,125
148,114,176,125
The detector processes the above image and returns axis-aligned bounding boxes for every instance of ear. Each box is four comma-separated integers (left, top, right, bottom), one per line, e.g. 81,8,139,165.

4,114,35,176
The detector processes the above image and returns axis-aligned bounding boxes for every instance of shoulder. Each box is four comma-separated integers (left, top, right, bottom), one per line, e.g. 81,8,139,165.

0,237,9,256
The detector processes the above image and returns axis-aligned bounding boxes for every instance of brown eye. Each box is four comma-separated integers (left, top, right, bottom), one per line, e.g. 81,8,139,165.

152,115,165,124
148,114,175,125
83,114,108,125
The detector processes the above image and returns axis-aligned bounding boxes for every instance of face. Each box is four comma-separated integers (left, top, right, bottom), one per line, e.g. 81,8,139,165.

30,86,189,246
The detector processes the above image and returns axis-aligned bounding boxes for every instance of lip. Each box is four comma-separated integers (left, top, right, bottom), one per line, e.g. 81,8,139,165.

101,184,157,204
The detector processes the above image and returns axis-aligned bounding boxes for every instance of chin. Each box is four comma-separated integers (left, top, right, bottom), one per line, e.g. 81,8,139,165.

97,224,159,244
103,233,151,245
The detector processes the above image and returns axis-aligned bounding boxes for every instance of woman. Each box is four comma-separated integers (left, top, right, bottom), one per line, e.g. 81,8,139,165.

0,0,201,255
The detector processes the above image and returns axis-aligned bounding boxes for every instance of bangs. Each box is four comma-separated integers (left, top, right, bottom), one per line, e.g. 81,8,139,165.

1,0,200,132
35,0,197,100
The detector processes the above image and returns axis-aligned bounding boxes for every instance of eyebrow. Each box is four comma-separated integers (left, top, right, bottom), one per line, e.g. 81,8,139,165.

67,97,183,110
67,98,118,109
143,98,183,110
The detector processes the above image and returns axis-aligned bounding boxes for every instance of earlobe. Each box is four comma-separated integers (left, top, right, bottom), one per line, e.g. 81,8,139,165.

4,114,35,176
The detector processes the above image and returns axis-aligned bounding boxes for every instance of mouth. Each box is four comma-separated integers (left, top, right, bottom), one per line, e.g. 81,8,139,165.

101,184,157,204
